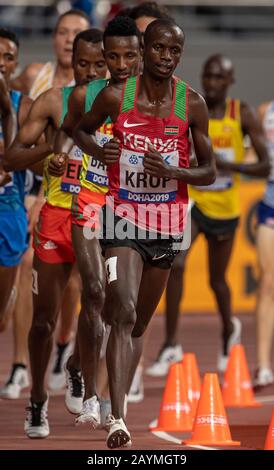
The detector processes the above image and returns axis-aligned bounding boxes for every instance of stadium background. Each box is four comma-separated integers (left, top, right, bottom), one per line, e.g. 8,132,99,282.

1,1,274,453
2,0,273,312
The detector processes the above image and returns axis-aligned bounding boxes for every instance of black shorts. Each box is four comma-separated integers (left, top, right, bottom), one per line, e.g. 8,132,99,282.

100,206,183,269
257,200,274,229
192,204,239,240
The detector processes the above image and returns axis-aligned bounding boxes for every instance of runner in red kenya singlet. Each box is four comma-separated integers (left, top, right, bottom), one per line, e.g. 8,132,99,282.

74,19,216,448
108,74,189,235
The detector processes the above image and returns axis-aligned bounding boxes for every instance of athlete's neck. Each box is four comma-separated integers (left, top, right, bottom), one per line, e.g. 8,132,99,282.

140,71,173,106
206,98,227,119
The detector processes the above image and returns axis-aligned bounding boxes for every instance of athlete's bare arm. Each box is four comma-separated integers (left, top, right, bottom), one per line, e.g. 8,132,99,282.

0,86,35,183
241,102,270,176
217,102,270,177
0,72,17,148
257,102,270,124
144,89,216,185
48,85,88,177
73,84,122,164
18,95,33,127
17,94,45,175
60,84,87,140
3,88,62,171
11,63,44,95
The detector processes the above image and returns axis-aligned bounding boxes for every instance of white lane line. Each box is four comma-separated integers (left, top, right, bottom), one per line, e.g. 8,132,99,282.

149,419,218,450
152,430,182,445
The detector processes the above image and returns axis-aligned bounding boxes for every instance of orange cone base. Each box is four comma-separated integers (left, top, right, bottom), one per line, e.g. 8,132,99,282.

184,438,241,446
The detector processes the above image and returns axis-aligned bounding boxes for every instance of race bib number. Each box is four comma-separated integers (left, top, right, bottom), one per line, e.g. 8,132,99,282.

85,130,110,188
86,156,108,187
194,148,235,191
118,148,178,203
61,146,82,194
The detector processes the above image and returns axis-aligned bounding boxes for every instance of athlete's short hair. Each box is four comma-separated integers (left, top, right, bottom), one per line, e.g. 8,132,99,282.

144,18,184,46
203,54,233,71
54,9,91,33
130,1,171,21
103,16,142,46
0,28,19,49
72,28,103,60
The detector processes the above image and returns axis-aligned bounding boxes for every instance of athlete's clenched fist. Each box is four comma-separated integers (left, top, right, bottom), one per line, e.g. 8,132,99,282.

48,152,68,177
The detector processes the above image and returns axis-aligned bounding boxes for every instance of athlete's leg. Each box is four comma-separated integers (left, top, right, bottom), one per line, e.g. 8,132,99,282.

207,232,236,354
96,322,111,398
127,353,144,403
2,269,19,332
72,224,105,401
12,193,40,365
146,217,200,377
0,267,27,401
256,225,274,371
57,267,80,344
12,245,33,364
97,355,112,429
29,255,72,402
165,217,200,346
104,247,143,420
97,356,109,398
3,249,32,400
48,266,81,390
0,266,18,328
127,264,171,392
0,201,31,398
67,330,81,370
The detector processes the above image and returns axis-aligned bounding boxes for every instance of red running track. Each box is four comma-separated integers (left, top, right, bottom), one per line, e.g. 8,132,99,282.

0,314,273,450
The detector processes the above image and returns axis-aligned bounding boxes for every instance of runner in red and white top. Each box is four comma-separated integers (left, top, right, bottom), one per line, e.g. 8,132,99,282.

108,73,190,235
74,18,215,449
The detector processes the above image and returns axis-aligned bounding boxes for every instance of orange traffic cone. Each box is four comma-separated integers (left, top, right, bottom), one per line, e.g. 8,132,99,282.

184,373,240,446
264,409,274,450
181,353,201,417
222,345,261,407
151,362,193,432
